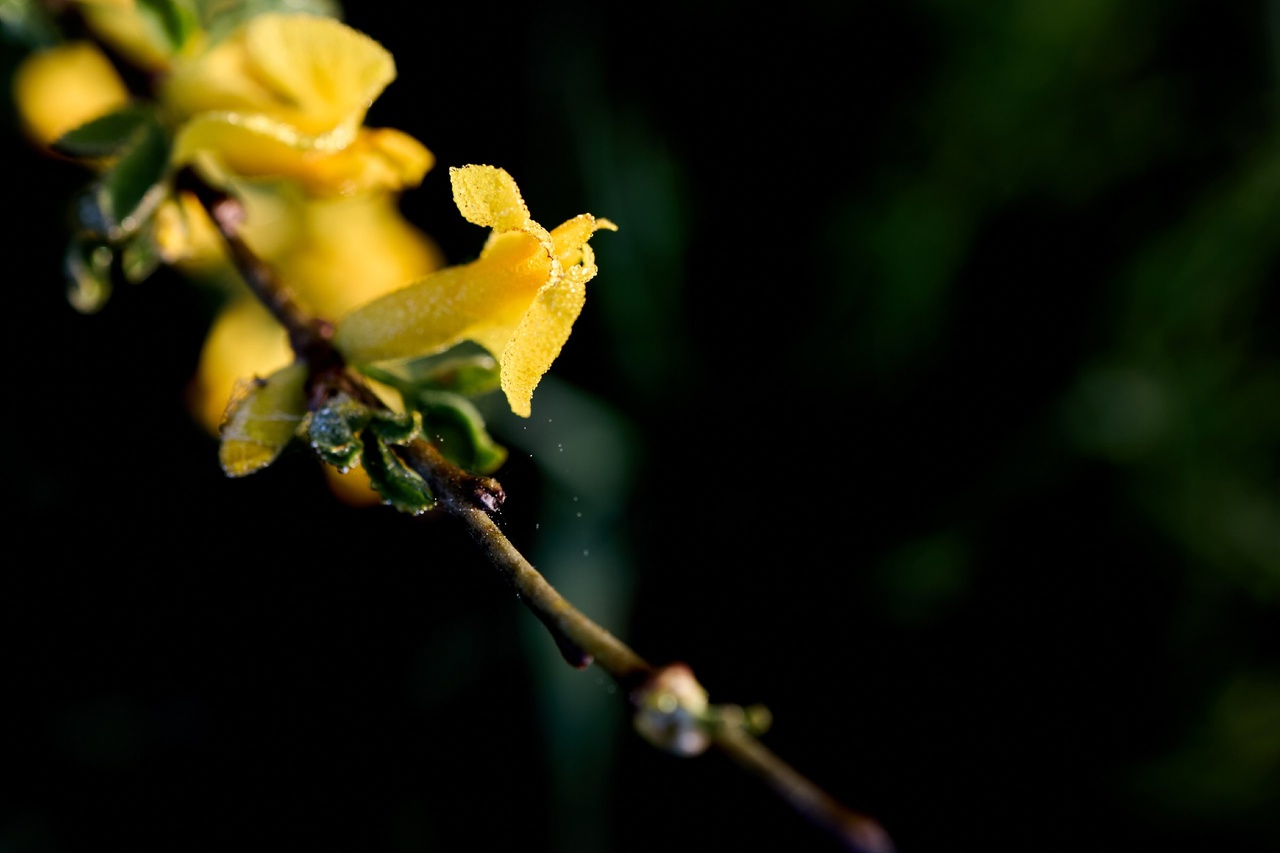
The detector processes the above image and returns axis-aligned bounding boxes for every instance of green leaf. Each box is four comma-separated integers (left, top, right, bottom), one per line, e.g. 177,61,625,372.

53,105,153,160
304,393,438,512
0,0,60,48
63,240,114,315
121,228,163,284
96,118,170,242
361,431,436,515
219,360,308,477
69,109,172,244
136,0,200,55
305,394,371,470
367,407,420,445
361,342,502,398
417,390,508,474
197,0,342,44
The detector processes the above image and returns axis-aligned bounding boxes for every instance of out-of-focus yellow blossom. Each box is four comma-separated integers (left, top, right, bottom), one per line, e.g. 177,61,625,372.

154,189,226,274
187,295,292,436
175,121,432,197
160,12,390,137
74,0,184,72
11,41,130,150
161,12,425,197
232,180,447,324
335,165,617,418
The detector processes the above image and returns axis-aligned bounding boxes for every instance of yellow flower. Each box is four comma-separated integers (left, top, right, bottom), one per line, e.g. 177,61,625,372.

334,165,617,418
11,40,131,150
238,181,446,320
180,184,443,435
162,11,426,196
161,12,391,136
153,10,440,506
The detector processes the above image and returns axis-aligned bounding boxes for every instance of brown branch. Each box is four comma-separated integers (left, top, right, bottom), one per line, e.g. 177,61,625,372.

203,188,895,853
713,723,895,853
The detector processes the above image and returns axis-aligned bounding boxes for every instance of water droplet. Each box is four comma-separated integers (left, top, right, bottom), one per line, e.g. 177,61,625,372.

576,512,582,518
582,549,590,557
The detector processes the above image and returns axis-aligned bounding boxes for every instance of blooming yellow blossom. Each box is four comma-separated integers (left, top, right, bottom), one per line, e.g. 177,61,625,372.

161,12,391,137
162,12,426,197
334,165,617,418
241,182,445,321
11,41,130,150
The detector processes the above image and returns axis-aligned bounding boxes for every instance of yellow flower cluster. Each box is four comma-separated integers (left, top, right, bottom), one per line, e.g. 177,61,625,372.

11,2,614,499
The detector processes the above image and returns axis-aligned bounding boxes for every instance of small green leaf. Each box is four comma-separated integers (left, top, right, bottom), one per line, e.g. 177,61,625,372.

0,0,61,48
417,390,508,474
305,394,372,470
367,407,420,446
68,110,172,244
361,343,502,398
136,0,200,55
96,117,170,241
361,431,436,515
52,105,153,159
197,0,341,43
219,360,308,477
63,240,113,314
121,228,162,284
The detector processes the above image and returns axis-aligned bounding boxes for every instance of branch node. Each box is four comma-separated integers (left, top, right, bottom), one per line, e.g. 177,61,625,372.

631,662,711,757
549,631,594,670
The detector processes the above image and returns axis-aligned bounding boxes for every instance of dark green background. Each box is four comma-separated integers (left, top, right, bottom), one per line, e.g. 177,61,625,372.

3,1,1278,851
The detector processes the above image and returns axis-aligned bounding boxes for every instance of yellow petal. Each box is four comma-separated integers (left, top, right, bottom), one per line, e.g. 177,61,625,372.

154,190,226,272
450,164,536,234
333,230,547,366
161,13,394,136
323,464,384,507
174,114,432,195
551,213,618,270
236,186,444,321
500,271,588,418
12,41,130,149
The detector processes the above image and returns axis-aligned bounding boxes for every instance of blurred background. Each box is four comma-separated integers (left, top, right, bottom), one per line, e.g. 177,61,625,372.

2,0,1279,851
